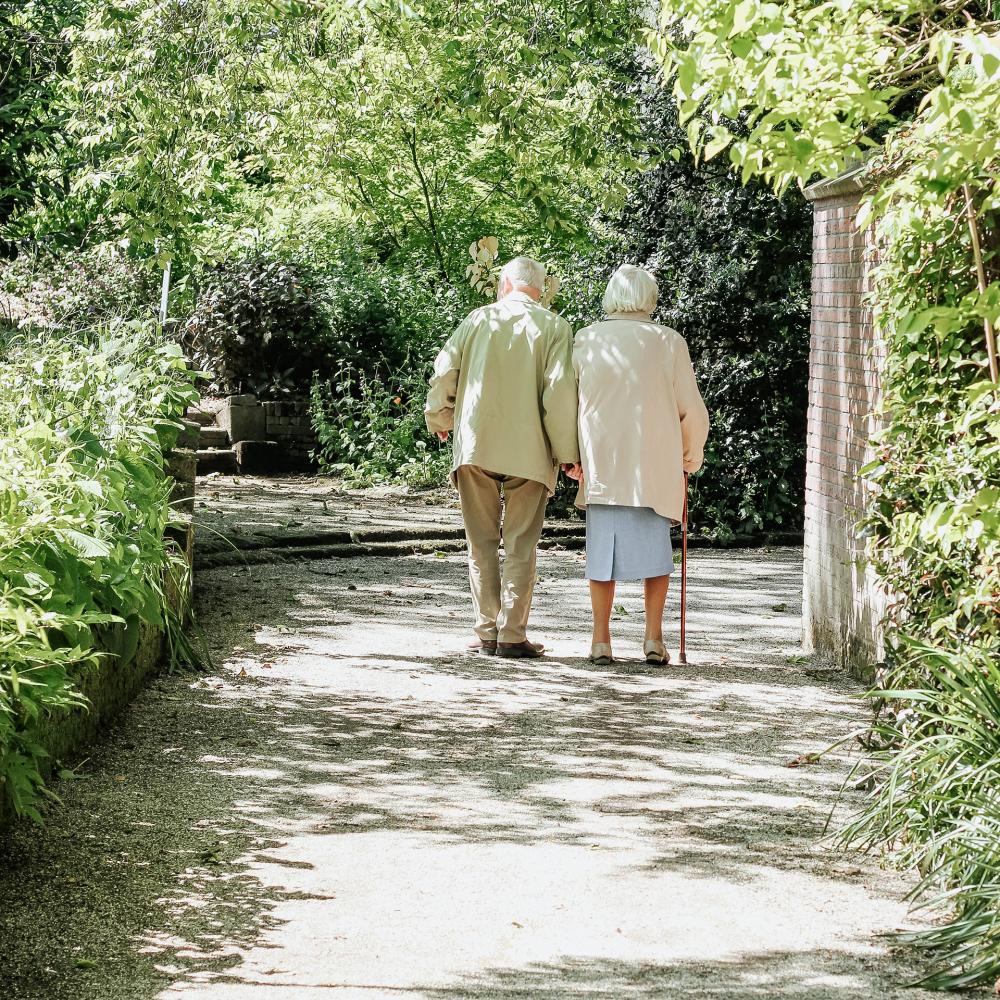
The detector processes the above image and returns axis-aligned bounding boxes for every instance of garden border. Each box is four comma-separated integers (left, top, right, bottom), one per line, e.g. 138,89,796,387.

0,448,197,828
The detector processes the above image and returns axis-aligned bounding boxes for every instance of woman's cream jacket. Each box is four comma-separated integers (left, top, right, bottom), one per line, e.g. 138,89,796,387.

574,312,709,523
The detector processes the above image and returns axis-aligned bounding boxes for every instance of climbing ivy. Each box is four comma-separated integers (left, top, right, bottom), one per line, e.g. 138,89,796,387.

652,0,1000,987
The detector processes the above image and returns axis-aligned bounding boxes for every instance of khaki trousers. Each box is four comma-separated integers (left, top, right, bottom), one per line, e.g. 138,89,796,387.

455,465,548,644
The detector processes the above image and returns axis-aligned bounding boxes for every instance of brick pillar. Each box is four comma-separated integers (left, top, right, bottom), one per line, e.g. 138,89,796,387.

802,168,885,676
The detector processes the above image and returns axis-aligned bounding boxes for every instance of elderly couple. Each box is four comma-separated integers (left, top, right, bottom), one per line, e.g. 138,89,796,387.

425,257,709,665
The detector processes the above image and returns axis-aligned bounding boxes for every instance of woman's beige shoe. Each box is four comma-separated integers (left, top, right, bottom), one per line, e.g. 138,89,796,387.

589,642,613,665
644,639,669,665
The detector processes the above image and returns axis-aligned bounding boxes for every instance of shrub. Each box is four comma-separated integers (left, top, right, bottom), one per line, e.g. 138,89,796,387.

0,325,198,821
686,350,805,538
180,251,335,397
0,245,161,333
843,641,1000,991
181,247,465,398
310,362,451,489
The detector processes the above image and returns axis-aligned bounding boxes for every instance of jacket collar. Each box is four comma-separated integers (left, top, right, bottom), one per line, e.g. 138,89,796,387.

606,310,653,321
502,290,542,305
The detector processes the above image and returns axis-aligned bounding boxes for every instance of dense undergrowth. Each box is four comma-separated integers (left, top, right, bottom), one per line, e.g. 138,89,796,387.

838,148,1000,989
0,327,198,821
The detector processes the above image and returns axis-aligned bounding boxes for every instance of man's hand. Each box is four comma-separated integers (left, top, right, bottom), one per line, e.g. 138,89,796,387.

561,462,583,482
437,430,450,442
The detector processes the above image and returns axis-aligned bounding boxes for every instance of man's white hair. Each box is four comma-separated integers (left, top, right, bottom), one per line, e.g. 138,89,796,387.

499,256,546,294
602,264,659,315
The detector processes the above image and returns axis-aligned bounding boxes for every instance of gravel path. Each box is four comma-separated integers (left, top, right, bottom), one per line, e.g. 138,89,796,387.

0,540,944,999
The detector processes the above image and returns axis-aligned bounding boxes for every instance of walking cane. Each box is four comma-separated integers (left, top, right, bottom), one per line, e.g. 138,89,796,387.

678,472,689,665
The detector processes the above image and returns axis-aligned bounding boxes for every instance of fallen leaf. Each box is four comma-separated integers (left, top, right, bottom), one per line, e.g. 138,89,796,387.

786,753,820,768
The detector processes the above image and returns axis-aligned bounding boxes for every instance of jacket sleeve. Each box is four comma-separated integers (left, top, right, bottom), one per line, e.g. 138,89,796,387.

424,320,467,434
673,337,710,474
541,321,580,464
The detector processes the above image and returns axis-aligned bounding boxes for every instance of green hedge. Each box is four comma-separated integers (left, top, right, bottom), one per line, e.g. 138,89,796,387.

0,326,198,821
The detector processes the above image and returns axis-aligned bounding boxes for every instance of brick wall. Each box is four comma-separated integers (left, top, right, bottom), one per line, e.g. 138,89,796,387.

802,170,885,676
263,400,316,466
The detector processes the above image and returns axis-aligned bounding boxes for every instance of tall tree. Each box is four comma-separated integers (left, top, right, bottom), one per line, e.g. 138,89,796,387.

18,0,294,264
277,0,650,280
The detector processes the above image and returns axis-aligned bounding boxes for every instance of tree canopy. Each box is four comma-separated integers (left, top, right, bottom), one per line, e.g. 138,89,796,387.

8,0,651,279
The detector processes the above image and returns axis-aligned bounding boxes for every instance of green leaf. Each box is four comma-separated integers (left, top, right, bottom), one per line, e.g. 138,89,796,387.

62,530,112,560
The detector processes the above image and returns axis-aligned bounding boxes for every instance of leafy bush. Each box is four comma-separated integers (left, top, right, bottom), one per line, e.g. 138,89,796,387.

0,325,198,821
310,363,451,489
181,247,464,398
0,246,161,333
180,251,334,397
687,351,805,538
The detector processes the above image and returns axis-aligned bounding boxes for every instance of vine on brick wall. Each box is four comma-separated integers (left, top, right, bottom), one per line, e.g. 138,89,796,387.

651,2,1000,986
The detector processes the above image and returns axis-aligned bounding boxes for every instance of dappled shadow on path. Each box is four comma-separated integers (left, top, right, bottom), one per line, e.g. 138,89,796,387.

423,949,914,999
0,547,933,1000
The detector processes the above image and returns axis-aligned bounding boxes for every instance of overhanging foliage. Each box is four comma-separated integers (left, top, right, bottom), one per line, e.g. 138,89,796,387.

652,0,1000,986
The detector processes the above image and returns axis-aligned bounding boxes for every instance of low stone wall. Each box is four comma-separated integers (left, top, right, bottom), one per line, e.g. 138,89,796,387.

1,447,197,825
216,394,316,472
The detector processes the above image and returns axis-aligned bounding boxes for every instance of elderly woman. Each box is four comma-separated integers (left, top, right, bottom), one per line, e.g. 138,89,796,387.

570,265,709,666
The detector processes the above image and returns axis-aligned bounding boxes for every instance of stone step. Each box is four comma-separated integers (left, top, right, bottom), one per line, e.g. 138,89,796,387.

186,407,218,427
176,418,202,450
196,448,238,476
199,426,230,448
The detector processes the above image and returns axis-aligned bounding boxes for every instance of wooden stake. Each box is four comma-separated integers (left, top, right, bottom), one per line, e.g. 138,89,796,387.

679,472,689,665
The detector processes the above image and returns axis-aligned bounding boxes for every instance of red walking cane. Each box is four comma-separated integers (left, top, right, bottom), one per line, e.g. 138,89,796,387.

678,472,689,665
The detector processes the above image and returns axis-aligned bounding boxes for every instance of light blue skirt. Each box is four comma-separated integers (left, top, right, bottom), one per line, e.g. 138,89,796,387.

585,504,674,582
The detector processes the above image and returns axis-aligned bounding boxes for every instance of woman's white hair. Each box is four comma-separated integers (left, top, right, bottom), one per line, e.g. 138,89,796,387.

602,264,658,315
499,256,546,294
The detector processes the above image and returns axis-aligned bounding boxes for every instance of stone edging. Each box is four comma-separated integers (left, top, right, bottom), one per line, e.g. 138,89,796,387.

194,523,804,570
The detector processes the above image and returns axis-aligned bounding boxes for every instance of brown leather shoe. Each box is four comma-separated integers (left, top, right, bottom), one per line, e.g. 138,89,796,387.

496,640,545,659
468,638,497,655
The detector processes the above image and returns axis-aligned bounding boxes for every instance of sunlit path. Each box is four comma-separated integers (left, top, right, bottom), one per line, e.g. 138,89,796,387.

0,543,935,999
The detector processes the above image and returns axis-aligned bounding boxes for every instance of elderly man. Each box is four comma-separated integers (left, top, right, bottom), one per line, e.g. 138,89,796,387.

425,256,579,658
